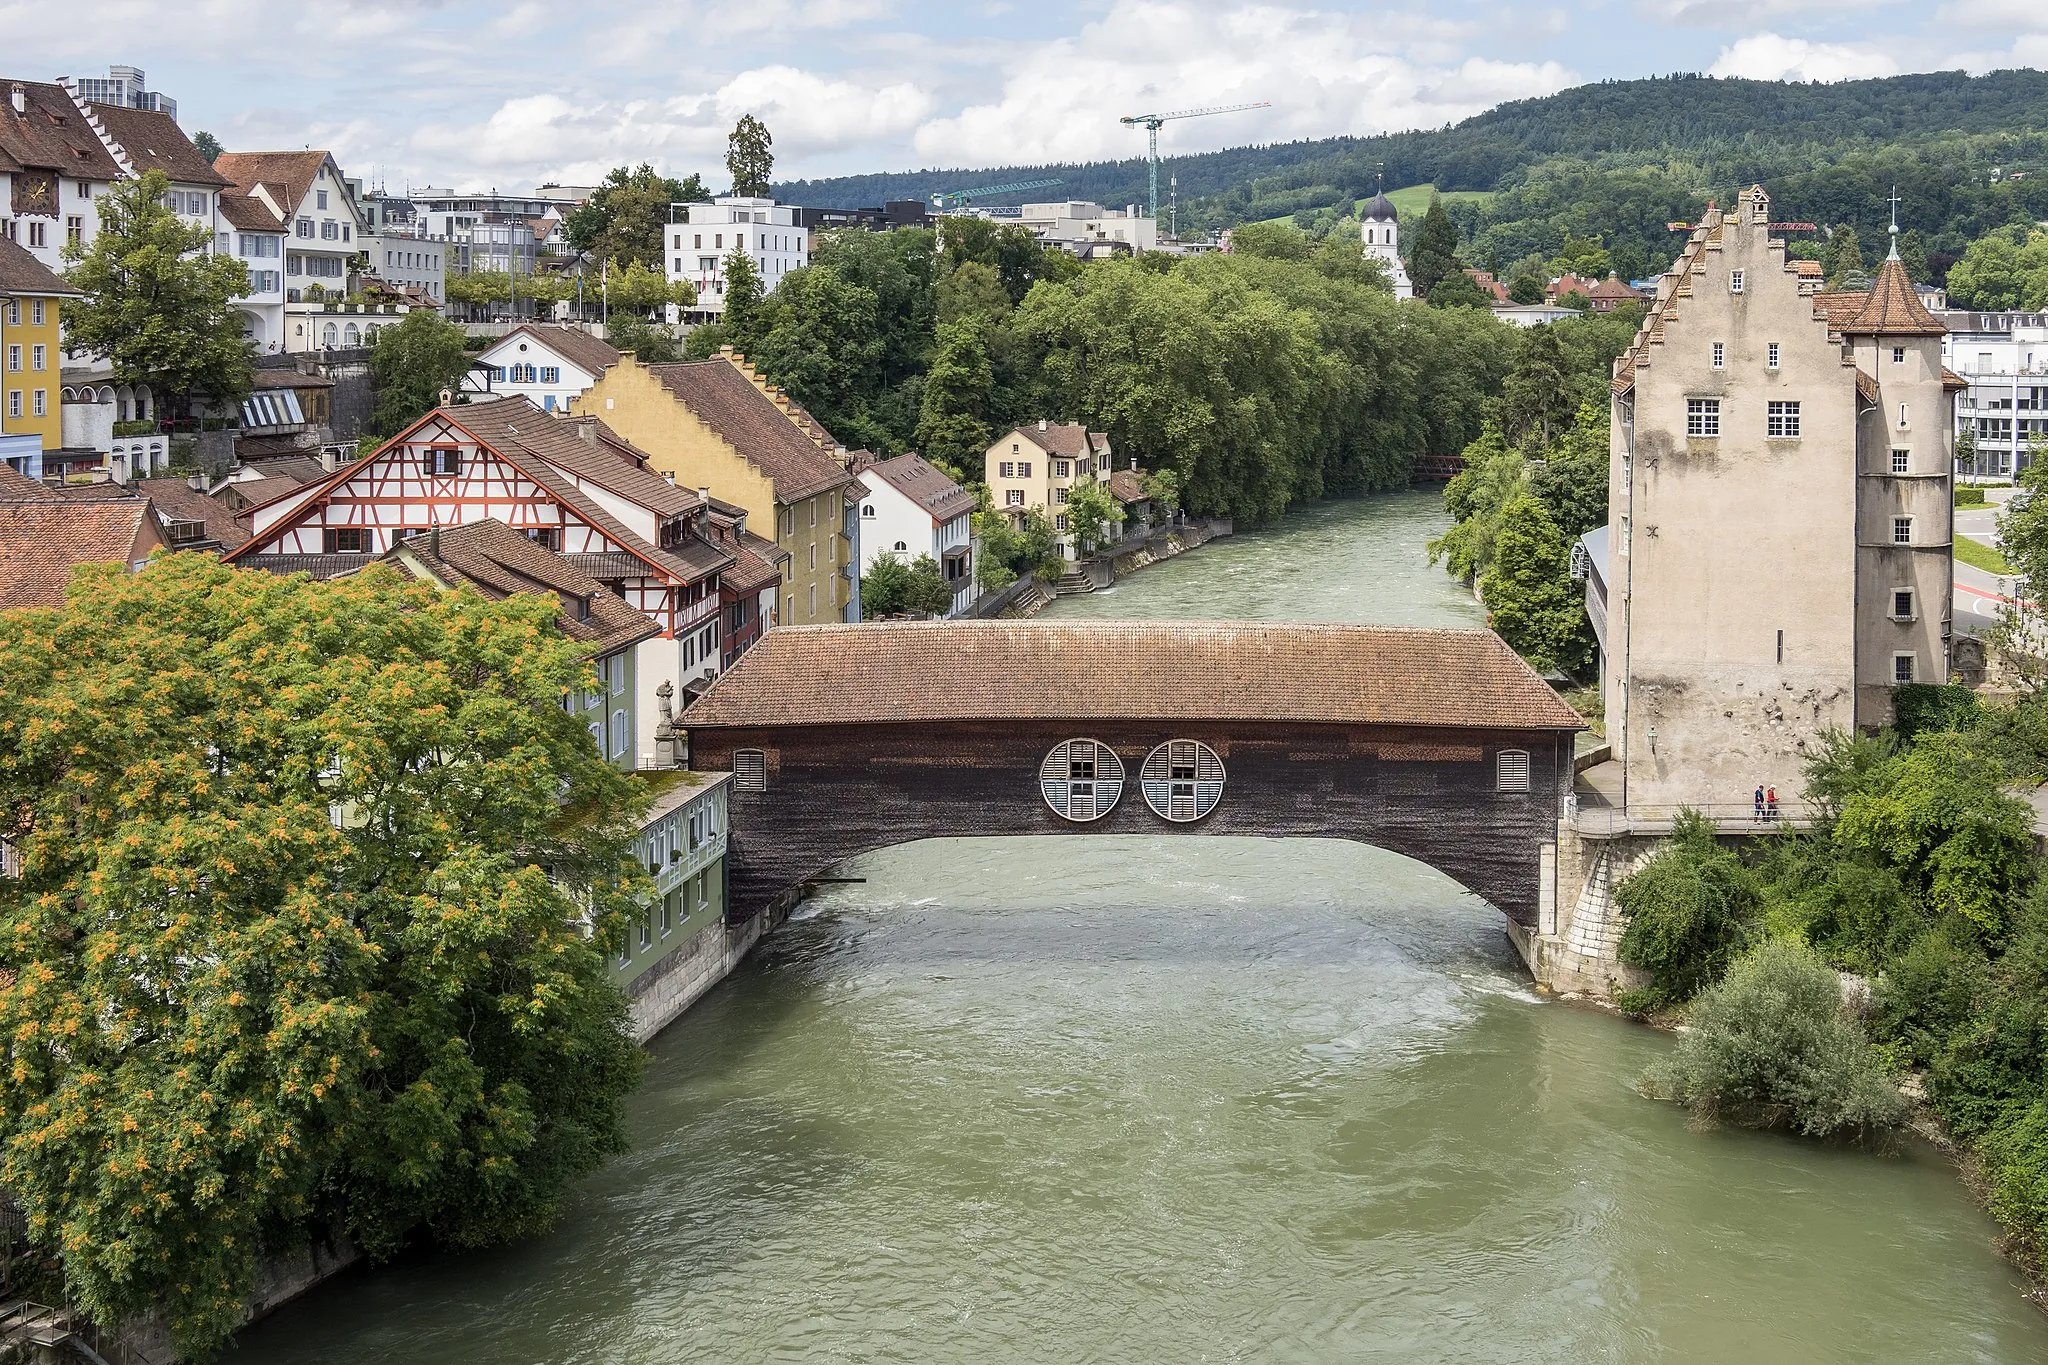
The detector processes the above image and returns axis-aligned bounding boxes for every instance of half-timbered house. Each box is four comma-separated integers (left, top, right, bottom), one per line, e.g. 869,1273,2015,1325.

224,394,758,763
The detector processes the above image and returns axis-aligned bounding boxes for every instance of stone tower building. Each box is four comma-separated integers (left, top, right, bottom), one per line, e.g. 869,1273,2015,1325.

1601,186,1961,818
1359,193,1415,300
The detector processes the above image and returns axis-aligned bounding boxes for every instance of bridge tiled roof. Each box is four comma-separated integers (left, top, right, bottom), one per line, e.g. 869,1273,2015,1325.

683,621,1584,732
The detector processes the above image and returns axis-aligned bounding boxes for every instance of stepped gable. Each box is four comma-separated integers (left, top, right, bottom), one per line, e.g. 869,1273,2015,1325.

0,79,121,179
685,620,1585,732
85,102,226,185
391,518,659,656
643,359,856,502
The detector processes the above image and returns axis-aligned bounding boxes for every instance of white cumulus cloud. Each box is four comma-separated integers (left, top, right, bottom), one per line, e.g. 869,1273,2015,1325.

1708,34,1900,83
912,0,1576,169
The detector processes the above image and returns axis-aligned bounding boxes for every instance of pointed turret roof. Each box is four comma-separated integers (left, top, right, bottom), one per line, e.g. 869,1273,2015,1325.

1840,257,1945,337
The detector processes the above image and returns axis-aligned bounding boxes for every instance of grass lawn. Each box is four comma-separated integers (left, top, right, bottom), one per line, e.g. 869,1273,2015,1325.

1383,184,1496,216
1956,534,2014,576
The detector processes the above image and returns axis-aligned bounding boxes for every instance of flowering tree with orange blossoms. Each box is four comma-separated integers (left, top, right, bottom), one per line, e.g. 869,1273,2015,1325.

0,555,646,1358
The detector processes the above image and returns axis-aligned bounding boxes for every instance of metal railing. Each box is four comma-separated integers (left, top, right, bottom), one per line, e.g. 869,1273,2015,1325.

1572,797,1815,836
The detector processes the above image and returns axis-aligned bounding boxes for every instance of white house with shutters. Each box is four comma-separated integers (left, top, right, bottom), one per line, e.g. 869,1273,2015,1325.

471,324,622,412
223,394,750,765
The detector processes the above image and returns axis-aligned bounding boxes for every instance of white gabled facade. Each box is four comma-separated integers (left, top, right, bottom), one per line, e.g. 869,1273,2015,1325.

857,452,977,617
472,325,619,412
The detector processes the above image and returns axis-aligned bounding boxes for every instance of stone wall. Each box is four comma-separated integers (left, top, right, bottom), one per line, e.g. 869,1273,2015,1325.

622,905,784,1043
690,718,1572,927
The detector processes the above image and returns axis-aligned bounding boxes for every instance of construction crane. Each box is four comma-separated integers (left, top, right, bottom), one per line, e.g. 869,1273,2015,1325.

928,178,1064,213
1120,102,1271,220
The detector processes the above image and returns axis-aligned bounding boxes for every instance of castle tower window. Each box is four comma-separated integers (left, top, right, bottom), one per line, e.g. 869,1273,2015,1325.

1040,738,1125,822
1140,739,1225,822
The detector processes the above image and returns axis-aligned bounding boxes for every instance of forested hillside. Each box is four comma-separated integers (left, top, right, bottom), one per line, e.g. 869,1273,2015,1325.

775,70,2048,282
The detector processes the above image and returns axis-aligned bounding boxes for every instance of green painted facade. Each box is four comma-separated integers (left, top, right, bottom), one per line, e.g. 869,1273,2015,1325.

613,769,729,988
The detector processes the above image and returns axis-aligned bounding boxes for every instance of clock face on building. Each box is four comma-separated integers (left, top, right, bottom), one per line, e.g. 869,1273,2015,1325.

11,173,54,215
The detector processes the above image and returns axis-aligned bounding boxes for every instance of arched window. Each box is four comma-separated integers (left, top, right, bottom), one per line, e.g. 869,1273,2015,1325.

893,540,907,551
1496,749,1531,794
733,748,767,791
343,323,360,346
1140,740,1224,822
321,322,338,348
1039,739,1124,822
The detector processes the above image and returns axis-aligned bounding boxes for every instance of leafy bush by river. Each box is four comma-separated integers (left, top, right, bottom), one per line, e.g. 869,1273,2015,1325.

1612,683,2048,1260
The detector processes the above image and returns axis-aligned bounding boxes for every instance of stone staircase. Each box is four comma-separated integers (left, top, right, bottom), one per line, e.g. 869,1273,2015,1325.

1055,568,1095,595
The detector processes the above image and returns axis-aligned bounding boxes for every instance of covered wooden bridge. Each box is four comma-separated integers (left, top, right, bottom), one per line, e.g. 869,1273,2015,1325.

680,620,1584,925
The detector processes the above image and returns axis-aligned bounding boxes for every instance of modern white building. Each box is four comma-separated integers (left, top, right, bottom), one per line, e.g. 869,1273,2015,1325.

1358,192,1415,299
351,184,446,305
70,65,176,121
471,324,621,412
993,201,1157,256
665,198,809,315
857,452,977,616
1939,309,2048,479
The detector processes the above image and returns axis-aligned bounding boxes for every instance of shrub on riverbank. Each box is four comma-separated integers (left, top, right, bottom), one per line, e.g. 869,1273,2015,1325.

1615,810,1761,1006
1641,939,1907,1138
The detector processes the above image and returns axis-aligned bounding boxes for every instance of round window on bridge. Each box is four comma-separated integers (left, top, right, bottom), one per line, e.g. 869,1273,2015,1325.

1040,739,1125,822
1140,740,1225,822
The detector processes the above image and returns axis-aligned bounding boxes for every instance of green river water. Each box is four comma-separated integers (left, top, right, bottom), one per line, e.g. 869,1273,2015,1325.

241,492,2048,1362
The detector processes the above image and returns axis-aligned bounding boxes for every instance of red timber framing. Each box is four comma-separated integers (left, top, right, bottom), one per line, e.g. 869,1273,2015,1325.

224,406,726,642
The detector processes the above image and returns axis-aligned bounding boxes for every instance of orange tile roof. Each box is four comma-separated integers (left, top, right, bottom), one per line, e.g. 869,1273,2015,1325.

866,453,975,522
682,621,1585,732
88,103,227,185
0,501,157,609
387,518,660,657
1841,257,1946,336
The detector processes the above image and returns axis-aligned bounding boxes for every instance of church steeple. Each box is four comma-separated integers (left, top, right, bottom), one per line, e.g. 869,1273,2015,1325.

1887,184,1902,263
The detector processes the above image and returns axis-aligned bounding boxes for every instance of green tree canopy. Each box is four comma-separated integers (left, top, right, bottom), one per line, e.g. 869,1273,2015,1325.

1826,223,1865,285
369,309,472,436
719,248,766,354
1063,479,1123,555
1502,323,1575,445
0,556,645,1359
1479,491,1593,675
61,169,253,412
192,131,224,163
1407,196,1460,298
915,320,995,477
749,264,884,446
727,115,774,198
1945,227,2048,311
607,313,684,364
1425,264,1494,309
565,165,705,270
861,553,953,617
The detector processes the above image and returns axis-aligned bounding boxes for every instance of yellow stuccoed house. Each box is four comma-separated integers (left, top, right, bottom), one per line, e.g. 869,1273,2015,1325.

574,347,860,626
0,237,81,464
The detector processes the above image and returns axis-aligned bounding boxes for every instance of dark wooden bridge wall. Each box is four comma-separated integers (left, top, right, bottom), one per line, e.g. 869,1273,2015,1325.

688,719,1571,926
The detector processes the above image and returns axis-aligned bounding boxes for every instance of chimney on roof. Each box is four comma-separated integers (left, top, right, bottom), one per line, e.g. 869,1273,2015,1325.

576,417,597,443
9,85,24,115
697,485,709,505
1038,418,1048,432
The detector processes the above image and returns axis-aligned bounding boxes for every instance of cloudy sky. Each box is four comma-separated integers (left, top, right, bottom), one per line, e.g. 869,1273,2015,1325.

6,0,2043,192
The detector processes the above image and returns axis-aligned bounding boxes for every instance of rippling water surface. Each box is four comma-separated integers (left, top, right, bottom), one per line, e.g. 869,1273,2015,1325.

241,493,2048,1362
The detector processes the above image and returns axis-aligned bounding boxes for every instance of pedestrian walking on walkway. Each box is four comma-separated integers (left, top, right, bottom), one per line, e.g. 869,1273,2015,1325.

1765,785,1779,823
1754,785,1766,823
